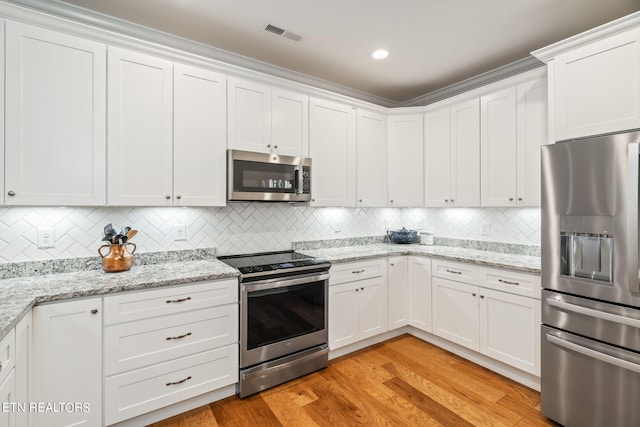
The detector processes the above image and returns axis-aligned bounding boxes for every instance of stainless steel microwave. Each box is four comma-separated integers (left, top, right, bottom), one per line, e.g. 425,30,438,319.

227,149,311,202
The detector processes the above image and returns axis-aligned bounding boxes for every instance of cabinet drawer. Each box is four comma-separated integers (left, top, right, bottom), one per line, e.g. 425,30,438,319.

105,344,238,425
104,279,238,325
478,267,541,299
0,329,15,386
105,304,238,375
330,258,386,285
431,260,478,284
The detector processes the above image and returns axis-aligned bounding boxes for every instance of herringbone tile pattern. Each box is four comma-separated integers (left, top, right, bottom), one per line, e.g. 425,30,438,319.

0,205,540,263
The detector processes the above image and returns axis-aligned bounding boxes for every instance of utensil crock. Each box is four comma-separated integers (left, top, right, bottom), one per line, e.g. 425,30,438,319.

98,243,136,273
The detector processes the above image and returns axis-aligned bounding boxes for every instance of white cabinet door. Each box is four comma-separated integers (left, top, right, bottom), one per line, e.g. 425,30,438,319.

0,20,4,206
107,47,173,206
432,277,480,351
356,109,388,207
309,98,356,206
328,282,359,349
450,99,480,207
357,276,388,340
0,369,16,427
516,76,548,206
387,256,409,330
227,78,271,153
272,88,309,157
553,28,640,140
424,107,451,207
479,288,540,375
15,312,31,427
481,88,517,206
409,256,432,333
387,114,424,206
5,21,106,206
32,298,102,427
174,63,227,206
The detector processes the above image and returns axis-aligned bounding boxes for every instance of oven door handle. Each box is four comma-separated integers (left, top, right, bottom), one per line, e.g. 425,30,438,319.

243,272,330,292
546,334,640,374
547,297,640,329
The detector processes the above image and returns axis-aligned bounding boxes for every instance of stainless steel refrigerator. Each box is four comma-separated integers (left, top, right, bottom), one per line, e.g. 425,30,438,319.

541,130,640,426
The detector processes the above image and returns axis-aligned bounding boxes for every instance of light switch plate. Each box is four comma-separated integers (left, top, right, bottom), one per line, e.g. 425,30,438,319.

174,224,186,241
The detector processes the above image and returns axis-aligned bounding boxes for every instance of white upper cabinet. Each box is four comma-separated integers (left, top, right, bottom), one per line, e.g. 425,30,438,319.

481,88,518,206
174,63,227,206
107,47,173,206
388,114,424,207
425,99,480,207
481,73,548,206
228,77,308,157
356,109,387,207
309,97,357,206
532,14,640,141
5,21,106,205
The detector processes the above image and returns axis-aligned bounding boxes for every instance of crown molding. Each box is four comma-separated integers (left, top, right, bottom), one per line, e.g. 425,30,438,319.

532,11,640,63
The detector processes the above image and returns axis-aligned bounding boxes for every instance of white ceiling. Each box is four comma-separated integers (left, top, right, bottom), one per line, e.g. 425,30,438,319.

47,0,640,105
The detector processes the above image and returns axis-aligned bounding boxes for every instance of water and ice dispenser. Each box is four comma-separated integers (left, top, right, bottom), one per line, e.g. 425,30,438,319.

559,216,614,283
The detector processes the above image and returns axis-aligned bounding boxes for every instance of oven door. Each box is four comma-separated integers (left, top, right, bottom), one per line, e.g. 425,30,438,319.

228,149,311,202
240,272,329,368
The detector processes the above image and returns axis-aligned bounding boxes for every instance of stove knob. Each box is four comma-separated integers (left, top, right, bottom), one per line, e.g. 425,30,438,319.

244,267,253,273
254,266,263,272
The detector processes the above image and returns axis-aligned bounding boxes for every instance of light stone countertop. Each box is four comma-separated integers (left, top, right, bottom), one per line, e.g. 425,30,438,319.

0,258,239,342
0,242,541,342
299,243,541,274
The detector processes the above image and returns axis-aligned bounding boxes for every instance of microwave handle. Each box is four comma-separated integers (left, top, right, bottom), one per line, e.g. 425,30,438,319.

294,166,302,194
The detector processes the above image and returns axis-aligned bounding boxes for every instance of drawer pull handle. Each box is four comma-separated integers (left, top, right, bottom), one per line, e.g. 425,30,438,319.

166,376,192,386
498,279,520,286
166,332,192,341
352,269,365,274
446,269,462,275
166,297,192,304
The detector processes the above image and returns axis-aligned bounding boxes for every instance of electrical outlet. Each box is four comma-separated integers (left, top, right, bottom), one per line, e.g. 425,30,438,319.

174,224,187,241
37,228,55,248
481,222,491,237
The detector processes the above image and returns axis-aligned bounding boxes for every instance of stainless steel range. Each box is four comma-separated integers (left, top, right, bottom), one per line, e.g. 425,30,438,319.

541,130,640,426
218,250,330,398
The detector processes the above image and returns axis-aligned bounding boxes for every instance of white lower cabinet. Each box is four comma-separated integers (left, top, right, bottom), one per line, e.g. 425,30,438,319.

431,259,541,375
387,256,409,330
103,279,239,425
329,259,388,349
408,256,432,333
14,312,31,427
31,298,102,427
0,329,16,427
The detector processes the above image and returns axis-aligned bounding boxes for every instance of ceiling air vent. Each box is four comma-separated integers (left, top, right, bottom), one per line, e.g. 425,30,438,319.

264,24,302,42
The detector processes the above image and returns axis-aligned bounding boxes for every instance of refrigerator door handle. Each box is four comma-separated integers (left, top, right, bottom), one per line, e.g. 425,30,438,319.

628,142,640,294
547,297,640,329
546,334,640,374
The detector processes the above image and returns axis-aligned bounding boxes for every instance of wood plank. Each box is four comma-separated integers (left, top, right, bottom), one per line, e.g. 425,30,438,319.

148,405,219,427
209,394,282,427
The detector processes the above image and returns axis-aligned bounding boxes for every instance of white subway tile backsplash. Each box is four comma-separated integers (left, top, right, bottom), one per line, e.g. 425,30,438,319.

0,204,540,263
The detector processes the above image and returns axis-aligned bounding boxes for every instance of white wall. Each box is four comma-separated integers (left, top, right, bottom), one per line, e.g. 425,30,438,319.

0,205,541,263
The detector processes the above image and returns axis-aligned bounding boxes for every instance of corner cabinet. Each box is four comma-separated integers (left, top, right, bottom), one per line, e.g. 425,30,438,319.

309,98,357,207
424,99,480,207
409,256,432,333
480,72,548,206
5,21,106,206
107,47,173,206
533,17,640,140
387,256,409,330
228,77,309,157
31,298,103,427
356,109,388,207
387,114,424,206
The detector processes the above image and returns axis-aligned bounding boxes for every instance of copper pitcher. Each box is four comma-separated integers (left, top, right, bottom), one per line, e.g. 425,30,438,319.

98,243,136,273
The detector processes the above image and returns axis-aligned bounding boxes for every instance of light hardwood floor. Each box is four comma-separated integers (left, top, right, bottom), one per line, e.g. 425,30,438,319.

149,335,557,426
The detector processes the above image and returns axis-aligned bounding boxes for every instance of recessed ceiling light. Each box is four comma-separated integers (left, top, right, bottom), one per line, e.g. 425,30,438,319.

372,49,389,60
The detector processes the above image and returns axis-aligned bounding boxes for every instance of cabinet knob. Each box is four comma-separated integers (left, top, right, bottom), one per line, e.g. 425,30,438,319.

509,197,514,201
267,144,272,148
480,295,485,299
90,309,98,315
7,191,15,197
176,195,181,200
311,198,316,202
390,200,394,203
451,199,454,203
359,199,363,203
165,195,171,200
444,199,448,203
472,293,477,297
274,145,278,149
518,197,523,201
